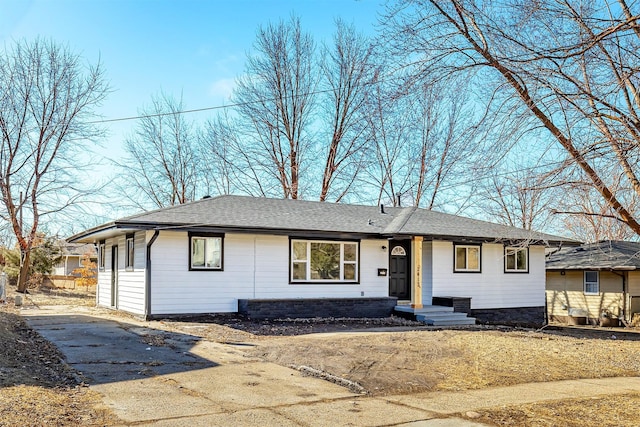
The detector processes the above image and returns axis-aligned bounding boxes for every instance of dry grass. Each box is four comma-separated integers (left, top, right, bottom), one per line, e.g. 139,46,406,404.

4,287,640,426
0,290,117,427
249,329,640,395
465,392,640,426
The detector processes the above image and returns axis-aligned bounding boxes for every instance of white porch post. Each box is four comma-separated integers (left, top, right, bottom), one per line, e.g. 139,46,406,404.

411,236,423,308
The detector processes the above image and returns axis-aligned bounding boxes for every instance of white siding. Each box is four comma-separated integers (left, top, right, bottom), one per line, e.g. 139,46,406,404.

428,241,545,309
95,232,146,315
150,232,389,315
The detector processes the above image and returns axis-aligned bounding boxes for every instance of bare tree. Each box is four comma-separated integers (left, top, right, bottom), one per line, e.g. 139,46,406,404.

318,20,377,202
384,0,640,236
361,76,483,210
233,16,317,199
117,93,200,210
362,83,412,206
0,39,108,292
477,162,562,231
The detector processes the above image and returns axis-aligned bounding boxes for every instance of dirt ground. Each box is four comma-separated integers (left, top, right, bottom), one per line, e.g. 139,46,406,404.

3,286,640,426
0,287,117,427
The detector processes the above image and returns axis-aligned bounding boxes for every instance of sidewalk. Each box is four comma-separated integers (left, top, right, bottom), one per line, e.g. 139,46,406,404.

21,306,640,426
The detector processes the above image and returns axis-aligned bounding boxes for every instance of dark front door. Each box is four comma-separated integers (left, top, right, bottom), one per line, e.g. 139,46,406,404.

389,240,410,299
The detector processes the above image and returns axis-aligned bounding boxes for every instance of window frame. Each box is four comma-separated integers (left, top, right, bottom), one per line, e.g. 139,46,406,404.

453,244,482,273
584,270,599,295
289,238,360,284
504,246,529,273
125,234,135,271
188,232,224,271
98,240,106,271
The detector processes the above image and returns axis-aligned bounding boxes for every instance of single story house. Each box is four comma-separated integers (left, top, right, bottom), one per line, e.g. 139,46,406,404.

546,240,640,326
52,242,98,277
68,195,572,324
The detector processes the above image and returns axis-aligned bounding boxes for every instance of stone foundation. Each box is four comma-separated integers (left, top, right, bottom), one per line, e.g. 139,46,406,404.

431,296,471,314
470,306,545,327
238,297,398,320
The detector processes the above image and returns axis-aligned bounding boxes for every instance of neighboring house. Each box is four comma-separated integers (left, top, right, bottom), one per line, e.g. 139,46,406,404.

53,243,98,277
546,240,640,326
68,195,572,324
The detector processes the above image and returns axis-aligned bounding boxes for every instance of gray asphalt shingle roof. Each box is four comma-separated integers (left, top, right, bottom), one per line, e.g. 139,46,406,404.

71,195,572,243
546,240,640,270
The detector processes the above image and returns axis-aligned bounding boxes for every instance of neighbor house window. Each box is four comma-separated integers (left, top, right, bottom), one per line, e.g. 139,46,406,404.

454,244,481,272
125,234,134,270
584,271,599,294
505,247,528,273
98,241,106,271
189,233,223,270
291,239,359,283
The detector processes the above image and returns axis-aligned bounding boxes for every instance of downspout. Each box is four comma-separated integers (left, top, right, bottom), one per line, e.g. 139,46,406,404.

610,270,628,326
145,230,160,320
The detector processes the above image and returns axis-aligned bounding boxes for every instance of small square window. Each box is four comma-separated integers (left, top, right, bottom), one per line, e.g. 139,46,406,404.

454,245,481,272
505,247,528,273
189,234,223,270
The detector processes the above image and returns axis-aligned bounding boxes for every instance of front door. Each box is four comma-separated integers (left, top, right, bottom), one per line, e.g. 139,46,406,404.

389,240,410,299
111,245,118,308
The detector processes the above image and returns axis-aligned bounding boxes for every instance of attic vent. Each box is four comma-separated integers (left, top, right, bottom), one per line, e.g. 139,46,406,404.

380,204,385,214
201,195,211,199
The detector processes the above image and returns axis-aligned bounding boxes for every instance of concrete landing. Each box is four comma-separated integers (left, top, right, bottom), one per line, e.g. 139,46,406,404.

395,305,476,326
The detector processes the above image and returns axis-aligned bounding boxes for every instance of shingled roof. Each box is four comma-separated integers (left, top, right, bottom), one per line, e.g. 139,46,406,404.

546,240,640,270
69,195,572,244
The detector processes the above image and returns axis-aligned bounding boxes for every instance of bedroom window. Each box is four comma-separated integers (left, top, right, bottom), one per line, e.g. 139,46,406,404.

189,233,223,270
125,234,135,271
454,244,481,272
291,239,359,283
98,241,106,271
584,271,599,294
505,247,528,273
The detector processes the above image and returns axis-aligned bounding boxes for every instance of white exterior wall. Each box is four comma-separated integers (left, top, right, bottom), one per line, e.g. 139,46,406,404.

95,231,147,315
150,231,390,315
427,241,545,309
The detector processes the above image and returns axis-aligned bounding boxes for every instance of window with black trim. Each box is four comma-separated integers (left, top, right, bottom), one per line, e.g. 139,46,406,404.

189,234,223,270
125,234,134,270
454,244,481,272
98,241,106,271
505,246,528,273
584,271,599,294
291,239,358,283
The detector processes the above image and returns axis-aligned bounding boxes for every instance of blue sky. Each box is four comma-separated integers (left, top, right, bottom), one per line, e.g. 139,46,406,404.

1,0,382,160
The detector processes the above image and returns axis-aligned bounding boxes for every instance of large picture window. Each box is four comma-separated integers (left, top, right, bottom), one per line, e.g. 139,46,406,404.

584,271,599,294
454,244,481,272
505,247,528,273
291,239,358,283
125,234,134,271
190,234,223,270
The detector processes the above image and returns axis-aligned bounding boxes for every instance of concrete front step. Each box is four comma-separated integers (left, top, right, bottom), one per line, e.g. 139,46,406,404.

417,313,477,326
394,305,476,326
394,305,455,314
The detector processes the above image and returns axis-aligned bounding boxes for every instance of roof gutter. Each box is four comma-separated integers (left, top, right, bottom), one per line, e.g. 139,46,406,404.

144,230,160,320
